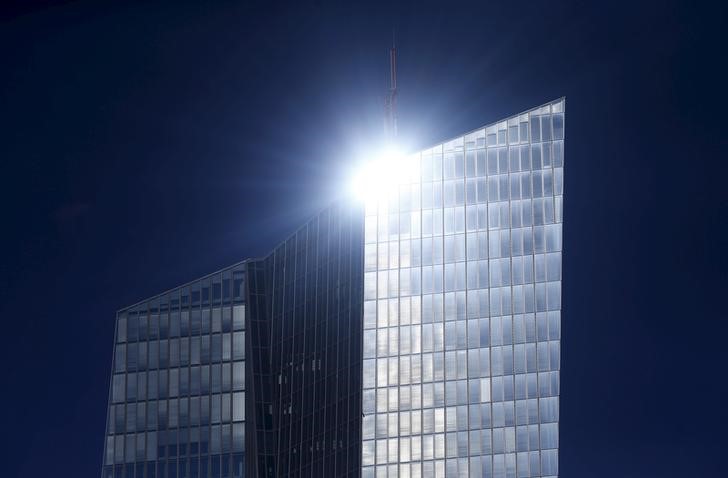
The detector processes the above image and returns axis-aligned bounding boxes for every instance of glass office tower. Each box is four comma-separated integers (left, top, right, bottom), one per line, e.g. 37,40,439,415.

361,99,564,478
102,98,564,478
102,263,249,478
246,202,364,477
102,203,364,478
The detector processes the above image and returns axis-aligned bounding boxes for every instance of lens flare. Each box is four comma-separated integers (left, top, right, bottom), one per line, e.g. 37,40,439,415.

350,147,414,203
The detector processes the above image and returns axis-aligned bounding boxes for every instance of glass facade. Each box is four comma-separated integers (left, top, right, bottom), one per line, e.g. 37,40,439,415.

103,203,365,478
361,99,565,478
246,202,364,477
102,263,248,478
102,98,564,478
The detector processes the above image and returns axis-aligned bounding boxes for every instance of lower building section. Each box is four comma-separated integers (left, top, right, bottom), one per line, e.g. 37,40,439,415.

102,203,365,478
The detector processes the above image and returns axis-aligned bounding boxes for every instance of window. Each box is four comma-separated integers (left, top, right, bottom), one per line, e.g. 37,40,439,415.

112,374,125,403
233,392,245,421
233,331,244,360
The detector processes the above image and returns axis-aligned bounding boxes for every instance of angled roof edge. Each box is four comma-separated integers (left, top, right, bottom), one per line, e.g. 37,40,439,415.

116,97,565,314
416,97,565,156
116,258,252,314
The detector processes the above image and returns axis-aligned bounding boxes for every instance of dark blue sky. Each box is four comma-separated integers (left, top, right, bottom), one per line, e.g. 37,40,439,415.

1,1,726,476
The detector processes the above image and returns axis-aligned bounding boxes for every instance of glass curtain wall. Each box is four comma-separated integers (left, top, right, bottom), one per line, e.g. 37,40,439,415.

102,263,248,478
247,202,364,477
361,99,565,478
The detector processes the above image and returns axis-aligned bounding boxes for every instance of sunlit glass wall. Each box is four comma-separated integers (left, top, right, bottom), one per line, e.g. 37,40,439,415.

361,99,565,478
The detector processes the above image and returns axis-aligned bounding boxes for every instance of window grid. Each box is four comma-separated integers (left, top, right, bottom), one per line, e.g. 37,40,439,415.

363,99,564,478
103,265,247,478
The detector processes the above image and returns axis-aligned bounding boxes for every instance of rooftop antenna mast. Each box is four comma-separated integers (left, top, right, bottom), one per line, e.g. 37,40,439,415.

384,32,398,141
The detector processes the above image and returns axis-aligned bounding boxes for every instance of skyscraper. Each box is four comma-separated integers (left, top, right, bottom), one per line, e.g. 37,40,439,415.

245,202,364,477
360,99,564,478
103,262,249,478
102,98,564,478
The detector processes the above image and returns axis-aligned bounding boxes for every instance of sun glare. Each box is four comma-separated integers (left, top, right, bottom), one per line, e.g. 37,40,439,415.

350,147,413,203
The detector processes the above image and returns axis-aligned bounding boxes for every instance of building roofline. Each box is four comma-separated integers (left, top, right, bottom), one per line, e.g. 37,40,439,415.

415,96,565,154
116,97,564,315
115,198,353,314
116,258,255,314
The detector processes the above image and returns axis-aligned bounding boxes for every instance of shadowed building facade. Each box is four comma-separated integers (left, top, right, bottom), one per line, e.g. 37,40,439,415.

245,202,364,477
102,98,564,478
102,263,249,478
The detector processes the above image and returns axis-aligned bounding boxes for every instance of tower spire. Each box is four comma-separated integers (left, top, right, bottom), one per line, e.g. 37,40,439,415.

385,33,398,141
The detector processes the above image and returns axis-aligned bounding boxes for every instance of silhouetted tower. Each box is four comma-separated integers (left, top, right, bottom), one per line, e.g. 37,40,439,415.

384,39,398,141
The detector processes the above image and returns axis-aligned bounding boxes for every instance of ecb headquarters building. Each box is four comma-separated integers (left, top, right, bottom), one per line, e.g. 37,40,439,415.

102,98,565,478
